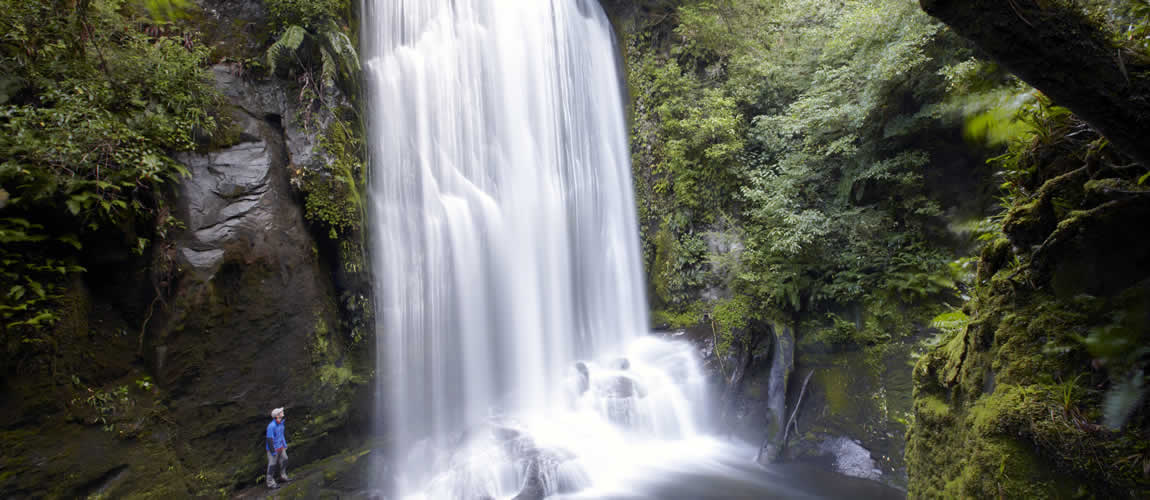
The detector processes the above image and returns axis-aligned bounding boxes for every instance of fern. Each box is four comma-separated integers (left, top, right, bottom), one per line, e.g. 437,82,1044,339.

266,22,361,95
267,25,307,77
320,49,337,89
930,309,969,335
323,23,361,75
1104,370,1146,430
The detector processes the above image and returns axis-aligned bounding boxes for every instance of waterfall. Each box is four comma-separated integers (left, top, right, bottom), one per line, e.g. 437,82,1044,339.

362,0,714,496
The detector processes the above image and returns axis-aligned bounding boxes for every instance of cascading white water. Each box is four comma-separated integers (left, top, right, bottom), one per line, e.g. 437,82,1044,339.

363,1,711,497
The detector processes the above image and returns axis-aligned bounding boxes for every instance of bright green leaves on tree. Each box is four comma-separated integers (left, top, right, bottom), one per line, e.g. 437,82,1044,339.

265,0,361,96
630,52,743,223
140,0,192,20
632,0,974,318
707,0,958,313
0,0,220,362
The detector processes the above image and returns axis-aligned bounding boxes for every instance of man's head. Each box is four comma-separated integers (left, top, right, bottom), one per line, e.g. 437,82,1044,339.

271,407,285,422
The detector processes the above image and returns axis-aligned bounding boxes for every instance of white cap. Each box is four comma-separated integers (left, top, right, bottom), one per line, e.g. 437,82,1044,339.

270,407,284,418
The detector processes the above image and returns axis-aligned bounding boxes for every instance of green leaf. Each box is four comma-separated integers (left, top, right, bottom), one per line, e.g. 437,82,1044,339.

59,234,82,250
1139,171,1150,186
267,25,308,77
28,280,45,299
1104,370,1146,430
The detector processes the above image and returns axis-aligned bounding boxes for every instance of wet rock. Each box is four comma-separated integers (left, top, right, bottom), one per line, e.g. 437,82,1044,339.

604,374,637,398
492,425,523,443
756,444,781,465
511,457,547,500
817,437,882,481
511,446,579,500
574,361,590,396
194,0,271,60
147,65,355,486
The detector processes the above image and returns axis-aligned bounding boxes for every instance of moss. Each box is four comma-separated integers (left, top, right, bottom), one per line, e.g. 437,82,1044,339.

908,280,1150,497
651,226,676,306
651,300,706,329
299,110,365,242
809,315,857,347
977,237,1012,282
317,364,355,388
917,395,951,421
710,295,754,357
946,437,1062,499
301,169,361,241
817,368,852,417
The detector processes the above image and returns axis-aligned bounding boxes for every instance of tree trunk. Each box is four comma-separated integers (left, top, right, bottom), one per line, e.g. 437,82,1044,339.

920,0,1150,166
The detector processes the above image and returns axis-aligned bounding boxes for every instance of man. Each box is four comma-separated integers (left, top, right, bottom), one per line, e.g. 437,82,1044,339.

266,407,290,489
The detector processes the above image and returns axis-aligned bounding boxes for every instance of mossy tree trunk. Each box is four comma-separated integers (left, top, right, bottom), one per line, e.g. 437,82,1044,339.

919,0,1150,166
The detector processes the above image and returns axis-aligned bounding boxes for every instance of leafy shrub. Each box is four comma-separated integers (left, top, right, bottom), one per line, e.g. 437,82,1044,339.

0,0,221,367
265,0,348,35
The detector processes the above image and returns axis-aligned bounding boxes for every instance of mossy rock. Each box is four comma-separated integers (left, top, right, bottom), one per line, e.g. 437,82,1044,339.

908,279,1150,497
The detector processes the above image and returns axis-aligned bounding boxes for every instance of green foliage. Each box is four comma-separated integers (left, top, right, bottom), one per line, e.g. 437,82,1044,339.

1097,0,1150,57
72,383,132,432
930,309,970,337
650,224,707,307
651,304,704,329
264,0,360,97
0,0,220,365
140,0,192,20
1104,370,1146,430
1083,292,1150,430
267,25,308,77
629,50,744,221
300,114,365,240
735,0,957,313
265,0,347,35
909,70,1150,494
813,313,859,347
711,295,752,357
628,0,972,323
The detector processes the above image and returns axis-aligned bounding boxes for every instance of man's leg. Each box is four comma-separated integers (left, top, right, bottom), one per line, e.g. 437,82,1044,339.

278,449,289,481
267,451,279,488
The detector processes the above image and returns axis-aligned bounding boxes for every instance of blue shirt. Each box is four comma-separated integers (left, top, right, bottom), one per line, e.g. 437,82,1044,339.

266,419,286,451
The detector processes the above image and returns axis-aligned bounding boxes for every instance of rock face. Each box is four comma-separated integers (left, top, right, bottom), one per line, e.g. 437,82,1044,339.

0,63,370,498
147,65,365,487
173,67,300,281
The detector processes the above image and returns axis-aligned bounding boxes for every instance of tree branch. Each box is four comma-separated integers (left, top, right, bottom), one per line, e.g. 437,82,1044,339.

920,0,1150,166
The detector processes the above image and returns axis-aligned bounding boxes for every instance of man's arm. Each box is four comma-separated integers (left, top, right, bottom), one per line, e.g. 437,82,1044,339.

267,422,276,452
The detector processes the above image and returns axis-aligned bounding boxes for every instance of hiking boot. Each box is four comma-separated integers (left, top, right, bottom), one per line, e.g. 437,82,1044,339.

268,482,280,490
279,476,291,483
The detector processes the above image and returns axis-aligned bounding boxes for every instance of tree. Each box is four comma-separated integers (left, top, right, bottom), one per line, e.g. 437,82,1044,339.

919,0,1150,166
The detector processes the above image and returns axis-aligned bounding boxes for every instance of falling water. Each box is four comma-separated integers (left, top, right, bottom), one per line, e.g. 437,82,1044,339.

360,3,911,499
362,0,713,496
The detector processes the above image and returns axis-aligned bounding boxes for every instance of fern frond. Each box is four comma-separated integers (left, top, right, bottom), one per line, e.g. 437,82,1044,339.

1104,370,1146,430
267,25,308,76
324,29,362,78
320,49,337,90
930,310,968,335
